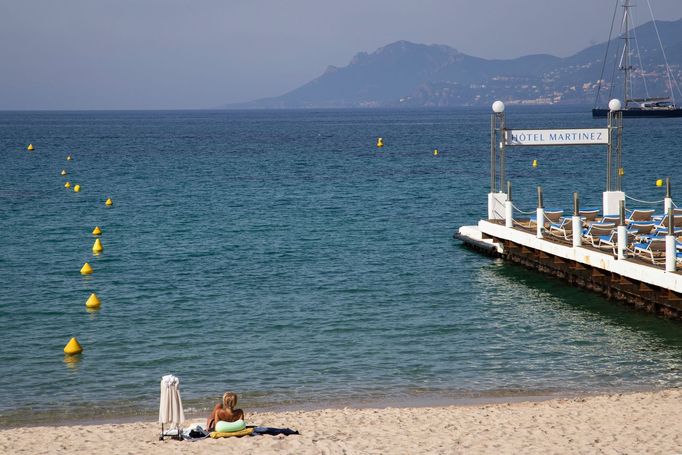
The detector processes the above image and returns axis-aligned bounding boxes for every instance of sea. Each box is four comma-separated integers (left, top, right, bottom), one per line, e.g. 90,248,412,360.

1,107,681,427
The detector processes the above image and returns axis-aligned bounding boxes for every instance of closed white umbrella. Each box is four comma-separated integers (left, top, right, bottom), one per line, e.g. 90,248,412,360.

159,374,185,440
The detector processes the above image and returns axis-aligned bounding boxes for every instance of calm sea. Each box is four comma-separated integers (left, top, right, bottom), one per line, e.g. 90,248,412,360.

1,108,681,426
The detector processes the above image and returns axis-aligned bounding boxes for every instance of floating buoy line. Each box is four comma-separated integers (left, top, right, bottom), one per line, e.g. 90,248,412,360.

51,133,445,360
24,144,117,360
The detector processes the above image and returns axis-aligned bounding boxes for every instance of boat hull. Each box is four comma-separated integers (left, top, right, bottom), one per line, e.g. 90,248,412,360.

592,108,682,118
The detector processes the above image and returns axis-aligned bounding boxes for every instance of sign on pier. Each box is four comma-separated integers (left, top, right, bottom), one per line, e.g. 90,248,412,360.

504,128,609,146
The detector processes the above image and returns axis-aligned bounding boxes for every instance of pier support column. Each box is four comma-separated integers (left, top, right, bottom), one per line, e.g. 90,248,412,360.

617,225,627,260
665,198,673,214
666,235,676,272
505,200,513,228
488,192,507,220
603,191,625,217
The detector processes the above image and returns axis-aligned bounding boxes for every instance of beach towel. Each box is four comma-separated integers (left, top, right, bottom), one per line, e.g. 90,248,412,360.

209,427,255,438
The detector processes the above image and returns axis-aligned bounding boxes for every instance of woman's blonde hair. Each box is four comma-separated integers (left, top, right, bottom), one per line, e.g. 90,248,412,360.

222,392,237,410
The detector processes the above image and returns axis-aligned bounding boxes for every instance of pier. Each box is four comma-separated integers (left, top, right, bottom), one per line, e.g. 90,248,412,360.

456,100,682,320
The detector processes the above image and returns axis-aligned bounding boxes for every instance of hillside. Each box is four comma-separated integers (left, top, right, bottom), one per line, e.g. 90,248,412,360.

230,18,682,108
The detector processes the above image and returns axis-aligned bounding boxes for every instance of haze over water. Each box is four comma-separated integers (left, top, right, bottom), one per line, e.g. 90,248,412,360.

1,108,681,426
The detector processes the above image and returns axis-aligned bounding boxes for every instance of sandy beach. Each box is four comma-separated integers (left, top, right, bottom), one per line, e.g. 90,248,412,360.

2,389,681,454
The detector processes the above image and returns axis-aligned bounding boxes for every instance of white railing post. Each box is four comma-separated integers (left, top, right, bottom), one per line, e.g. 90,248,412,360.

505,201,513,228
536,186,544,239
617,200,626,260
505,181,513,228
666,235,676,272
572,192,581,247
572,216,582,247
665,177,673,214
665,208,676,272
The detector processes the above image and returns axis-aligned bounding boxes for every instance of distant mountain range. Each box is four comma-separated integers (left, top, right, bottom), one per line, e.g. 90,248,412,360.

229,18,682,109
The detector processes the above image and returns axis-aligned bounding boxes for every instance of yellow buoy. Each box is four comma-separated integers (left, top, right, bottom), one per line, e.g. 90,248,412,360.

105,198,113,206
65,182,71,188
67,155,73,161
63,337,83,355
433,149,439,156
656,179,664,187
92,238,103,254
27,144,34,151
74,184,81,192
61,170,67,176
92,226,102,236
85,293,101,309
377,137,384,148
80,262,93,275
618,167,625,176
532,159,538,168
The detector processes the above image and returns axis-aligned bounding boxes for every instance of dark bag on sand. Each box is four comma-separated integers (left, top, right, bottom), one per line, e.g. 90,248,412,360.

189,428,209,438
252,426,299,436
179,425,209,441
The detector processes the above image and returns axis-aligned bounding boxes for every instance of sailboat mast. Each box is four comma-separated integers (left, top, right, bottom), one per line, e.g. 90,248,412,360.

592,0,682,117
622,0,631,108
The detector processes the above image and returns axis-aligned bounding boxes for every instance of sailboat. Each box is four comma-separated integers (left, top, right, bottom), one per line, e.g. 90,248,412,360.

592,0,682,117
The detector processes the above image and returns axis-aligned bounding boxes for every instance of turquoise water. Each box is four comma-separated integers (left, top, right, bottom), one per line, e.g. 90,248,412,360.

1,108,681,426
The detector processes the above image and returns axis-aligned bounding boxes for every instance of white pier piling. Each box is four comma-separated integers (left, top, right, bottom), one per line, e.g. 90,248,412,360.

666,235,676,272
572,192,581,248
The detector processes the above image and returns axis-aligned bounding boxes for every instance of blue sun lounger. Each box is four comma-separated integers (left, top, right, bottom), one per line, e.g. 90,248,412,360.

582,222,616,247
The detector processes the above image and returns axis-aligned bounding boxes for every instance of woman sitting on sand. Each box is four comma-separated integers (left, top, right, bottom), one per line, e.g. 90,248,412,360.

207,392,245,431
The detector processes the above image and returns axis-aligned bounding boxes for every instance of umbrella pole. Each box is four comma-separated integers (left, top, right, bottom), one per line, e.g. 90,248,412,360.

160,423,164,441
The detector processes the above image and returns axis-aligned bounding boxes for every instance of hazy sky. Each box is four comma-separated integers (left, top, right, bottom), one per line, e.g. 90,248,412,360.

1,0,680,109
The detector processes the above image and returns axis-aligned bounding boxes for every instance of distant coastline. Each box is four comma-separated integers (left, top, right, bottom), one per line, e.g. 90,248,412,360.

228,19,682,110
0,104,595,113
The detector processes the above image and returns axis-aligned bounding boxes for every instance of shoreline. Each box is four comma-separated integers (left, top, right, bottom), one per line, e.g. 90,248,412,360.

2,389,682,454
0,384,668,430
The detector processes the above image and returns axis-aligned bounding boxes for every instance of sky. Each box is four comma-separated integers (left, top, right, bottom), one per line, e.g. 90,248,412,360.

1,0,681,110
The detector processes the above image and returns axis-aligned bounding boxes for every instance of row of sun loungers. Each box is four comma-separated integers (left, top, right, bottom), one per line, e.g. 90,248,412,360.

525,207,682,228
519,208,682,267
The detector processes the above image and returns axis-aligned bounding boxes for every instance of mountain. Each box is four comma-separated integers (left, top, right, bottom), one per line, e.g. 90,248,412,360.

230,18,682,109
